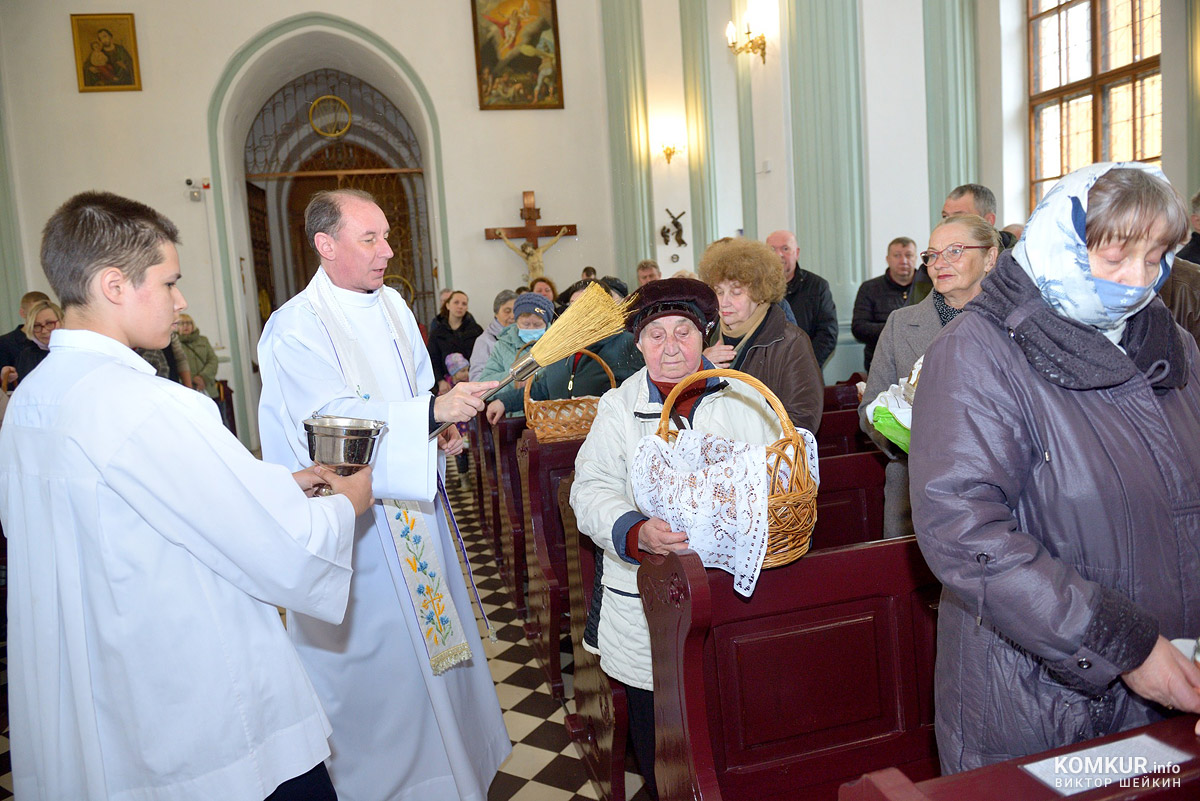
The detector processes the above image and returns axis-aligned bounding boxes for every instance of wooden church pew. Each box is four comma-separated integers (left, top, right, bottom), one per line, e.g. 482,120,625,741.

518,430,586,701
822,383,862,412
470,412,501,567
841,714,1200,801
216,378,237,436
560,476,629,801
640,537,942,801
816,409,877,457
492,416,528,619
812,450,888,550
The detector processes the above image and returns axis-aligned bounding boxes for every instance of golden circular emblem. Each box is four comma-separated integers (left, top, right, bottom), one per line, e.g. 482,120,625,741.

308,95,352,138
383,273,415,304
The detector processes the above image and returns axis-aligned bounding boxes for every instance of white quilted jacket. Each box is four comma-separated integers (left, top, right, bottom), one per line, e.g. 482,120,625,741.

569,367,782,687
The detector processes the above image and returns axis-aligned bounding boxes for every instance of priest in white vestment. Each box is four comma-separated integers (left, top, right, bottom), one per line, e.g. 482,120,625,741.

258,189,511,801
0,191,375,801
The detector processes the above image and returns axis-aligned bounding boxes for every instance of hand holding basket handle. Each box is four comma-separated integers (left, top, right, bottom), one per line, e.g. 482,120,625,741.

656,368,818,569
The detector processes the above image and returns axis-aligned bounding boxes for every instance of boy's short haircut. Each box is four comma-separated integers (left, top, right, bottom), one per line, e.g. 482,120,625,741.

41,191,180,308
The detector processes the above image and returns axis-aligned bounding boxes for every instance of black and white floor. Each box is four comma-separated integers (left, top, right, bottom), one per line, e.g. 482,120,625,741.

447,457,653,801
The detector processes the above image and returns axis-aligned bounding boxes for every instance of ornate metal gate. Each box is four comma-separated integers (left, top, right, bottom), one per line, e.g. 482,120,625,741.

244,68,435,322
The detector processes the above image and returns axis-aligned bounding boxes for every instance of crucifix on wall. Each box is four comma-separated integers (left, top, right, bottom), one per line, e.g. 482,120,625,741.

485,190,577,280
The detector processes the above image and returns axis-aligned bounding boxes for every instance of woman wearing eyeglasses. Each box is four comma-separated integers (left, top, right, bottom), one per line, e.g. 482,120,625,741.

12,299,64,383
858,214,998,538
910,164,1200,773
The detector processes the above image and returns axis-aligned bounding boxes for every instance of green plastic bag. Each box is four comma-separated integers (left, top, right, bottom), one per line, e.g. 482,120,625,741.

871,406,910,454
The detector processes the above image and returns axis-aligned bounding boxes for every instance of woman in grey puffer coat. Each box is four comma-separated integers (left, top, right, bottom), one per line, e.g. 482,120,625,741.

910,163,1200,774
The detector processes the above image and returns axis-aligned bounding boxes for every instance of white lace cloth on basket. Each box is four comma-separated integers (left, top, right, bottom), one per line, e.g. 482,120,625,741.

630,429,819,597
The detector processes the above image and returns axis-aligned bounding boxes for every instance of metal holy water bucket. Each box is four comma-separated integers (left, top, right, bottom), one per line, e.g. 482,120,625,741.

303,415,387,475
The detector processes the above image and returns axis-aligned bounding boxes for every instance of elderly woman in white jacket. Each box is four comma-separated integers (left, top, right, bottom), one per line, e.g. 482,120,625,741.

570,277,782,798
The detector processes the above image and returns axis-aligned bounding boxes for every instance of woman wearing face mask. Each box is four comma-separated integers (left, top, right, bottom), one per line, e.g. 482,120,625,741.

479,292,555,419
909,163,1200,774
486,280,645,424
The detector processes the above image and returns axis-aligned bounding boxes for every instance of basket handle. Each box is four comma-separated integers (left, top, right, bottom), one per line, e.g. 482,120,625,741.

510,340,535,368
655,368,797,442
523,347,616,412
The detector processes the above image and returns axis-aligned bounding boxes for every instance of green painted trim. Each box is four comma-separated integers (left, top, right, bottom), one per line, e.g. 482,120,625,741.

600,0,655,281
731,0,757,239
1188,0,1200,195
206,13,451,444
0,62,27,330
922,0,978,226
782,1,867,287
679,1,719,248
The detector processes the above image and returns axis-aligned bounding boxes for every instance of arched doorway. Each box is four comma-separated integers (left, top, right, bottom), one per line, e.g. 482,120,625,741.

205,14,452,446
244,67,436,324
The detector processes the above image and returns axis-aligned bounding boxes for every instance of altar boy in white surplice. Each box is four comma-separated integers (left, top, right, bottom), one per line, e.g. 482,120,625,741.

257,189,510,801
0,191,375,801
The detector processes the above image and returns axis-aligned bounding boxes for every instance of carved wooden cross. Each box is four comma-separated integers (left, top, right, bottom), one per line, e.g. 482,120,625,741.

484,190,577,246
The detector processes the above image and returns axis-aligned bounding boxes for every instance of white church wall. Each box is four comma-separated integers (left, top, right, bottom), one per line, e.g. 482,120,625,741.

816,0,933,381
976,0,1030,227
746,0,792,238
706,0,746,242
0,0,616,435
1161,0,1192,197
644,0,693,273
859,0,932,280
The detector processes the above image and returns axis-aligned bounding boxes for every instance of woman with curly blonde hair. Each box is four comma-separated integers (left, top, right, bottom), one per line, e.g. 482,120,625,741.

697,237,824,432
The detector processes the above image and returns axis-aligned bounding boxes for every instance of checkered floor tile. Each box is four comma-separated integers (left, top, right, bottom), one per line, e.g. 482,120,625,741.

445,455,654,801
0,452,650,801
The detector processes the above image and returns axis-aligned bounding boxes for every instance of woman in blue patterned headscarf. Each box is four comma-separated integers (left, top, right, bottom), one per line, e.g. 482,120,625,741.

908,162,1200,774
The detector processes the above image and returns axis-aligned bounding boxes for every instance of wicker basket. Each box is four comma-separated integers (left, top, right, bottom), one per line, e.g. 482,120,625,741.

655,368,817,568
523,348,616,443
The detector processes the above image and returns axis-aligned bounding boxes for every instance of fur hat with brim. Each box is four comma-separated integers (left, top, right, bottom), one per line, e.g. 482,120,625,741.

625,276,718,338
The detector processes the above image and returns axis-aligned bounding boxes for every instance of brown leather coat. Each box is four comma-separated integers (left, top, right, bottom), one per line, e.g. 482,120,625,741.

731,303,824,433
1159,257,1200,349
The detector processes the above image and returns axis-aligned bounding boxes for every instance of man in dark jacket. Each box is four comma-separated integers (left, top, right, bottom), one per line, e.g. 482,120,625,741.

851,237,916,370
910,183,1017,305
765,230,838,366
1176,188,1200,263
1164,192,1200,347
1160,257,1200,348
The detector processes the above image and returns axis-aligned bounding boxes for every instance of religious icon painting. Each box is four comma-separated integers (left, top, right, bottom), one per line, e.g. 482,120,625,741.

71,13,142,92
470,0,564,110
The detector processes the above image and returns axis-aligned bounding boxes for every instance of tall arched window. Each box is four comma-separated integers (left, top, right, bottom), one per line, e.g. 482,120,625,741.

1028,0,1162,206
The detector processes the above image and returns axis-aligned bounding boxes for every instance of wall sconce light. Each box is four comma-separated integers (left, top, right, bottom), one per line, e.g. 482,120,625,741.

725,21,767,64
662,144,679,164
